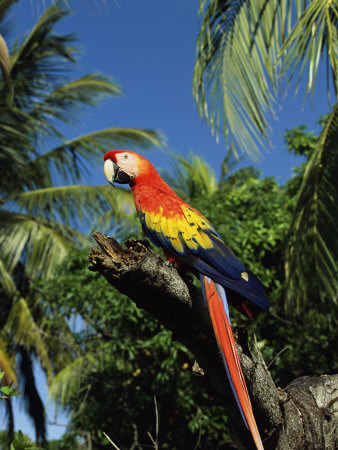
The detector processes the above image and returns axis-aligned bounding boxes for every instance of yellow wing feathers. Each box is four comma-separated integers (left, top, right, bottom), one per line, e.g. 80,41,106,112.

142,204,214,254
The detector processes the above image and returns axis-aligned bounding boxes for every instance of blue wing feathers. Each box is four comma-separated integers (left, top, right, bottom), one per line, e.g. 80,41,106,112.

194,258,269,311
139,208,270,312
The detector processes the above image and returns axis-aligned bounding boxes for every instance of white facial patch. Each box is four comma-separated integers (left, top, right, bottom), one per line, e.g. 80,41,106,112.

116,152,138,179
104,159,115,183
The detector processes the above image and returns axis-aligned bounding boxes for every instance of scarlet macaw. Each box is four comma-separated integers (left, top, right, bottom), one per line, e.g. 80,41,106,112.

104,150,269,450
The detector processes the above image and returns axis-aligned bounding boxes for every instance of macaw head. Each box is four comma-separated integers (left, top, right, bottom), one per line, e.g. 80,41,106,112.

104,150,148,185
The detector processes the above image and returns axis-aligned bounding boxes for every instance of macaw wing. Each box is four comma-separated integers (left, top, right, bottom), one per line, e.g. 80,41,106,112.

138,193,268,310
138,194,243,272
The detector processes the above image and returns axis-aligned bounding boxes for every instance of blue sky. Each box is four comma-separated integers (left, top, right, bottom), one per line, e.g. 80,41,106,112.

2,0,333,442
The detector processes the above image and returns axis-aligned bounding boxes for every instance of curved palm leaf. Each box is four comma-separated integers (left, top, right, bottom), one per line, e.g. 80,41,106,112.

0,257,16,296
281,0,338,99
0,1,164,438
10,2,75,103
0,33,10,81
27,128,164,184
5,184,134,229
285,104,338,321
30,74,123,139
0,338,17,384
194,0,336,158
5,297,53,382
161,152,217,200
46,73,123,109
49,344,115,406
194,0,283,158
0,211,89,278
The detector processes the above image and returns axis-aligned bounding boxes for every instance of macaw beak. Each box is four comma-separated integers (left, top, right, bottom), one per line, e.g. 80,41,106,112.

104,159,131,186
111,162,131,185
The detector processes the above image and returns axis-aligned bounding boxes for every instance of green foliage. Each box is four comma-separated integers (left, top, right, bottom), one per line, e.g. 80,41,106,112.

190,141,337,385
193,169,290,304
0,0,163,441
39,250,233,449
0,430,45,450
0,371,20,398
0,428,76,450
0,33,10,81
285,106,338,324
280,0,338,99
9,430,45,450
193,0,337,157
193,0,338,335
39,128,337,446
161,151,217,201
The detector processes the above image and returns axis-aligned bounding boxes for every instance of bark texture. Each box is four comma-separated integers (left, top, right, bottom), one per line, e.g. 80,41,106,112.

88,233,338,450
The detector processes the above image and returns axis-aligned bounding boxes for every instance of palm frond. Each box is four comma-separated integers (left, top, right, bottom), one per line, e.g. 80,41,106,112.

280,0,338,100
5,184,135,228
0,33,10,81
285,104,338,320
0,338,17,384
0,211,90,278
28,127,164,184
46,73,122,108
193,0,291,158
93,210,140,239
194,0,336,158
0,108,36,182
49,344,114,406
10,1,76,106
162,152,217,200
30,74,123,137
0,257,16,296
6,297,52,382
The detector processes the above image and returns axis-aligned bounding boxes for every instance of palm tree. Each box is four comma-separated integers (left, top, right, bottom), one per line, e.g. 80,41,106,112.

161,152,218,201
0,0,163,441
193,0,337,323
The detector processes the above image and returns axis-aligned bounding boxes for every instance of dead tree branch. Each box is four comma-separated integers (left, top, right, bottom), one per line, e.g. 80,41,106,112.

88,233,338,450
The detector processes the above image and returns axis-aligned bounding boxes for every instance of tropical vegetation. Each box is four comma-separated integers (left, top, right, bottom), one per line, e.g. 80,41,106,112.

0,0,336,448
193,0,337,330
36,123,337,448
0,0,161,442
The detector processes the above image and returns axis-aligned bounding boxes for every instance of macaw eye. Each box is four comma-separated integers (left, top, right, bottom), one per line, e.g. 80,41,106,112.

123,154,128,159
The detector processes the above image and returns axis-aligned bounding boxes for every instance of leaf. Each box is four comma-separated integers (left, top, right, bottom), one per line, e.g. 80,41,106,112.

27,127,164,184
280,0,338,100
0,211,89,279
193,0,336,158
10,1,75,103
5,297,53,383
285,104,338,322
1,385,20,396
0,33,10,81
193,0,287,158
161,152,218,200
49,343,115,405
30,74,124,137
0,257,17,296
4,184,135,229
0,339,17,384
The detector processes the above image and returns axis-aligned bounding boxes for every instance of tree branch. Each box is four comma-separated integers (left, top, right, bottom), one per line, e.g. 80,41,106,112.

88,233,338,450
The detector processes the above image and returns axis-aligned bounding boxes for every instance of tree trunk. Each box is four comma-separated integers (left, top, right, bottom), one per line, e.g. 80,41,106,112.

88,233,338,450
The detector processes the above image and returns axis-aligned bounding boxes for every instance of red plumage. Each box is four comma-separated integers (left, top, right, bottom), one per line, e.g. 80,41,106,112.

104,150,268,449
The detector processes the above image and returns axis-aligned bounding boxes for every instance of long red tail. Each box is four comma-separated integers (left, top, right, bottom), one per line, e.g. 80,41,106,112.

201,275,263,450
